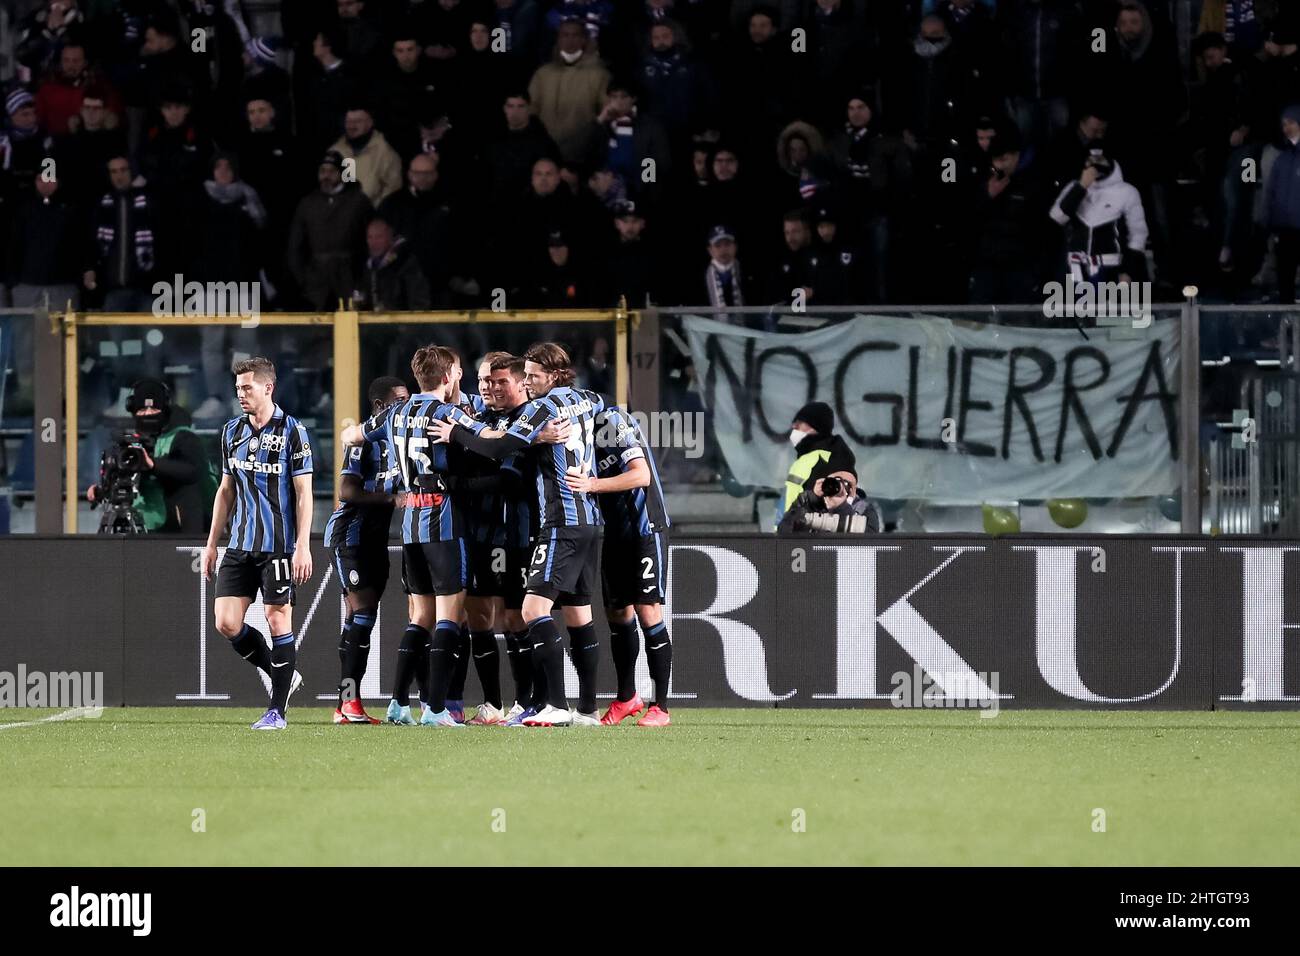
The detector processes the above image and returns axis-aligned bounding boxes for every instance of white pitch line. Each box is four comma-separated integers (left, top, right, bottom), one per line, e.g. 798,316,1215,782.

0,707,104,730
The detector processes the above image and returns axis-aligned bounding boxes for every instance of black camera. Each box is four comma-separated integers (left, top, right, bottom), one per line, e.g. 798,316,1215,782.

93,431,154,534
821,476,843,498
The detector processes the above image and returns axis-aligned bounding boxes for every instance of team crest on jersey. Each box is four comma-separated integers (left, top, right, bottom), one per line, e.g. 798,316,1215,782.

349,569,359,586
249,438,258,451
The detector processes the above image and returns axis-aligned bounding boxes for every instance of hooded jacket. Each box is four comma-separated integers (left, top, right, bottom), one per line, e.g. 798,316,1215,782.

1049,160,1149,276
527,44,611,162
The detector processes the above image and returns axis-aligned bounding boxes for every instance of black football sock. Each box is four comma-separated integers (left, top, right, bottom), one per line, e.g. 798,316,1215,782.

504,630,532,704
336,614,355,706
414,628,432,707
427,619,462,713
568,622,599,714
609,618,640,702
529,644,549,710
269,633,296,713
470,629,502,709
392,624,424,707
527,616,567,710
644,621,672,710
348,611,376,692
446,625,471,702
232,624,272,677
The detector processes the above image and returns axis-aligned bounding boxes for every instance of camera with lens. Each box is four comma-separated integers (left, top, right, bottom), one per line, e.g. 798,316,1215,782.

820,475,843,498
93,431,154,534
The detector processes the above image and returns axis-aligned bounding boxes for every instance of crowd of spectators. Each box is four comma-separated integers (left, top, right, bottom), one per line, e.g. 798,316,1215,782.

0,0,1297,322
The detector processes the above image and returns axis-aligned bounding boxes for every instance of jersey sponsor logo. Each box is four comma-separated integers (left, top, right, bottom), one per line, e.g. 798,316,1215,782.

258,433,287,452
229,457,284,475
599,453,619,471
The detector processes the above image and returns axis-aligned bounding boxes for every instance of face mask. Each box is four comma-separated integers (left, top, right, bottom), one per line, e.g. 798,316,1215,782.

560,48,583,64
789,428,806,448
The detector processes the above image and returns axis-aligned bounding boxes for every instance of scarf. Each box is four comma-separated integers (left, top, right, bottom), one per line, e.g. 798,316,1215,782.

914,35,952,59
706,259,743,308
844,123,873,178
204,180,267,225
646,48,682,78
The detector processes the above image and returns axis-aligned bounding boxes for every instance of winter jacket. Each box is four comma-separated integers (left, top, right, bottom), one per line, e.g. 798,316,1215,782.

6,189,85,285
91,187,156,290
1266,138,1300,232
373,60,443,160
584,109,672,205
362,240,432,312
783,431,855,513
999,0,1081,101
287,184,373,310
377,187,454,295
827,121,912,218
485,117,560,197
639,32,714,137
1049,161,1149,275
527,48,610,162
971,169,1049,269
330,129,403,207
778,488,880,535
35,71,122,136
187,181,267,284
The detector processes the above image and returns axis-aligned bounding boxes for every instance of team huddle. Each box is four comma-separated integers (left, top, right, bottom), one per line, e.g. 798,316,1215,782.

199,344,672,730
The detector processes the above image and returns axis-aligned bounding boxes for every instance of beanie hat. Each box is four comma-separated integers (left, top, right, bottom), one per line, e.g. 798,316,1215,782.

793,401,834,435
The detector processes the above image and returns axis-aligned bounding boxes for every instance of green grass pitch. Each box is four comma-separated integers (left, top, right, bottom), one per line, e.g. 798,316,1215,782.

2,708,1298,866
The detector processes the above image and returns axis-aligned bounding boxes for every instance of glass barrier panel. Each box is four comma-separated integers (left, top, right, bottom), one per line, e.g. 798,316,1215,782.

0,311,37,533
74,321,334,534
1197,307,1300,535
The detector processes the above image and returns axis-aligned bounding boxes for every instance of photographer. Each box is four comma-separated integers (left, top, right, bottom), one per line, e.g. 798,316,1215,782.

778,458,881,535
87,379,213,533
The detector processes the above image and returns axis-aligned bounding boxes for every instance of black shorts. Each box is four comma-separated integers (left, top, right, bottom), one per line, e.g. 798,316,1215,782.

216,549,296,605
334,541,392,596
401,539,468,597
601,530,668,609
526,526,600,604
467,541,529,609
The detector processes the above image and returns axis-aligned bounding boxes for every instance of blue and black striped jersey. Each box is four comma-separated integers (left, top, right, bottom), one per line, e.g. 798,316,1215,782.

220,405,313,553
362,392,474,544
323,435,401,548
593,407,671,538
504,386,605,530
496,407,536,549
